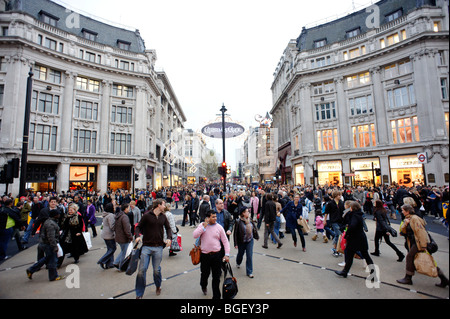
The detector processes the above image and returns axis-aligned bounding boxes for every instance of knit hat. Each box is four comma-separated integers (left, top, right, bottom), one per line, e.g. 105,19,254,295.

239,206,249,215
49,209,60,218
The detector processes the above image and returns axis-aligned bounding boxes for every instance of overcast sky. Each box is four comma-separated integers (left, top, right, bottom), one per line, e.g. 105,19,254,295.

57,0,373,168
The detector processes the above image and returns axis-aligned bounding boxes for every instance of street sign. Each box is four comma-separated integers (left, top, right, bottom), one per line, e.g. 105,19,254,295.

417,152,428,164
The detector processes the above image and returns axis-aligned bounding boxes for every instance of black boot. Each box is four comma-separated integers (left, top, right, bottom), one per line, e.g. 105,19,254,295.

396,252,405,262
396,274,413,285
436,268,449,288
335,270,348,278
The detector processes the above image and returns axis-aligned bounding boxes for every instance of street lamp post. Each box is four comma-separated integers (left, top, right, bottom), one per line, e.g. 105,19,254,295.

19,67,33,197
220,103,227,193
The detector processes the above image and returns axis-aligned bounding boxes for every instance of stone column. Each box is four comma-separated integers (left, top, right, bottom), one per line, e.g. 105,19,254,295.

334,76,351,149
60,72,76,153
99,80,111,154
370,66,389,146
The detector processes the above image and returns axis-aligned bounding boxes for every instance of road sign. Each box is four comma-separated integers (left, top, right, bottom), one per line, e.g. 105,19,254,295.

417,152,428,164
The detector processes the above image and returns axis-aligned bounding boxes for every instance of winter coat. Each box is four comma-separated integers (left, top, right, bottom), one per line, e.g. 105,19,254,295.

373,208,390,233
86,204,97,225
101,211,115,240
60,213,88,257
343,209,369,252
281,200,302,229
113,211,133,244
400,214,428,251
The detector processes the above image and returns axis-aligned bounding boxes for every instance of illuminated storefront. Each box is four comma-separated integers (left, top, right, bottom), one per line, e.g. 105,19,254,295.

317,160,342,186
350,158,381,186
294,164,304,185
69,166,96,192
389,155,424,187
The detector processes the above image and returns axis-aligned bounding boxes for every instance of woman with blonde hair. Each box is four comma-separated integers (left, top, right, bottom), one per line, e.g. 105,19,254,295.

59,203,88,265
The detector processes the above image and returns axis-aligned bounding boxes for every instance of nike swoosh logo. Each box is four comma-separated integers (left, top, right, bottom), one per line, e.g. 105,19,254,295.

74,172,87,177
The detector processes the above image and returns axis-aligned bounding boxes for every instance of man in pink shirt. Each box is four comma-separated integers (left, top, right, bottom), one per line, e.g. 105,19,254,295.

193,210,230,299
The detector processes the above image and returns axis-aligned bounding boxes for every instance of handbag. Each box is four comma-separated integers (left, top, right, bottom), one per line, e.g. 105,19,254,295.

426,232,438,254
189,237,201,265
414,251,438,277
125,243,141,276
297,218,310,234
222,262,238,299
387,226,397,237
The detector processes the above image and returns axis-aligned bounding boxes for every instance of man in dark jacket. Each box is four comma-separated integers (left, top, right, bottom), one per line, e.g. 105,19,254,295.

324,190,345,257
26,209,63,281
262,193,283,249
0,199,23,261
134,199,172,298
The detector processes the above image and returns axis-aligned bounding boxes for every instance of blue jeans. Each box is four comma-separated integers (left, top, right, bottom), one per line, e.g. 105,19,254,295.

28,243,59,280
98,239,116,267
0,228,13,260
135,246,163,297
331,222,342,246
22,218,35,243
236,239,254,275
114,242,130,266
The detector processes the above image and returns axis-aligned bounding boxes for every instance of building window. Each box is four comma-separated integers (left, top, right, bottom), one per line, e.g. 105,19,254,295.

440,78,448,99
433,21,441,32
313,81,334,95
352,124,376,148
314,39,327,48
445,112,449,137
73,129,97,153
31,91,59,114
76,76,100,92
112,84,134,98
346,28,360,39
74,100,98,120
29,123,57,151
385,9,402,22
111,105,132,124
315,102,336,121
346,72,371,88
117,40,131,50
391,116,419,144
387,84,415,108
317,129,338,151
0,84,4,105
82,29,97,41
110,133,132,155
39,11,59,26
34,65,61,84
349,95,373,116
44,38,57,50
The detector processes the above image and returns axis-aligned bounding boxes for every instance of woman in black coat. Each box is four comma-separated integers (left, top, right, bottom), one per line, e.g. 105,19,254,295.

59,203,89,265
335,201,374,278
371,200,404,261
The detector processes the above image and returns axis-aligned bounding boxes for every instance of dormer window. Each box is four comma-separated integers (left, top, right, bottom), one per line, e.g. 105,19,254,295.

82,28,98,41
314,39,327,48
39,10,59,27
385,9,403,22
117,40,131,51
346,27,361,39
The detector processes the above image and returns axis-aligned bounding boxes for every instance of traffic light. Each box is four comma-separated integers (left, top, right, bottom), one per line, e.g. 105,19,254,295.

218,166,225,175
222,162,227,169
375,168,381,176
226,167,231,174
134,173,139,181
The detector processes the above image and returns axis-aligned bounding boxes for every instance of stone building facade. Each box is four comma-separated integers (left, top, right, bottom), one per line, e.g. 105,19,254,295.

0,0,186,194
270,0,449,187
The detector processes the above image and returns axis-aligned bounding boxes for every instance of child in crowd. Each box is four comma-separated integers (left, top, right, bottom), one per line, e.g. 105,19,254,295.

312,210,328,243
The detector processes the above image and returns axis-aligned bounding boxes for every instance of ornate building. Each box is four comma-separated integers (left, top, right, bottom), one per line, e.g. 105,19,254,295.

0,0,186,194
271,0,449,187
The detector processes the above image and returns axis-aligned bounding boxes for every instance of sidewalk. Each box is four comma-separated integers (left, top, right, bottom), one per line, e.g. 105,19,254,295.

0,215,448,299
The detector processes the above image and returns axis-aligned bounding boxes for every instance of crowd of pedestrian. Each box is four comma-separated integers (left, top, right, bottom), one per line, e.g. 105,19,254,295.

0,182,448,298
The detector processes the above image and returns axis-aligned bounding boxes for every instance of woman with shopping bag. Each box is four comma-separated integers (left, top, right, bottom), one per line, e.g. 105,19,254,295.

396,204,448,287
59,203,88,265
